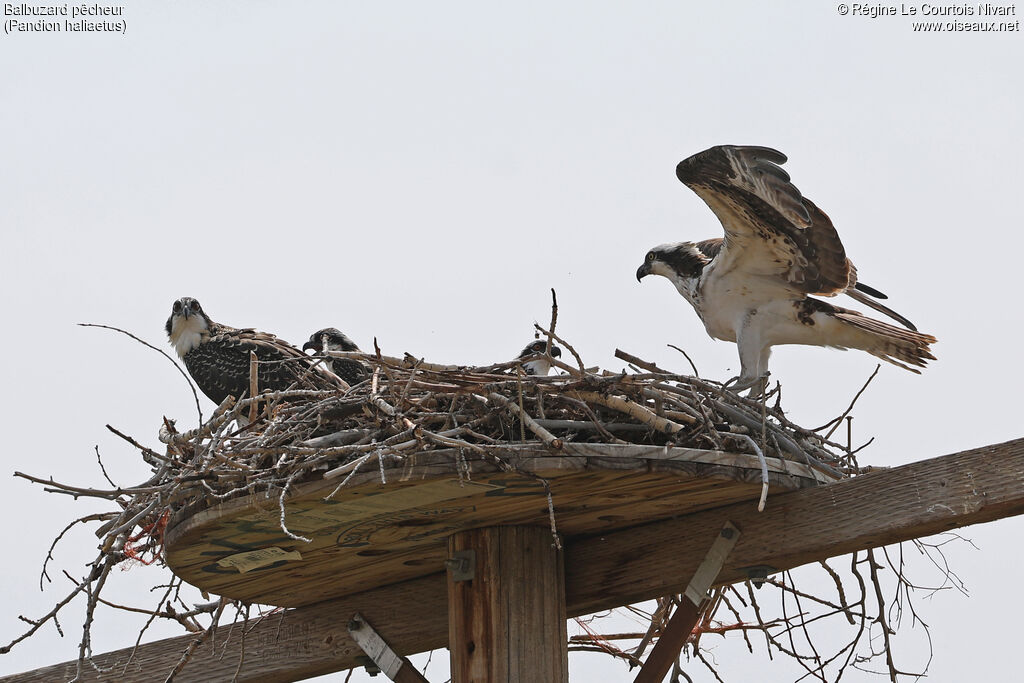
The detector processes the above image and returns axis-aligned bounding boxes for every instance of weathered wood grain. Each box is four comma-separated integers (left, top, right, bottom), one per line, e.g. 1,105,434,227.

447,527,567,683
0,574,448,683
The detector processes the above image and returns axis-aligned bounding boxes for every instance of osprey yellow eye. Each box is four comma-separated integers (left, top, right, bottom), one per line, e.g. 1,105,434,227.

646,252,655,261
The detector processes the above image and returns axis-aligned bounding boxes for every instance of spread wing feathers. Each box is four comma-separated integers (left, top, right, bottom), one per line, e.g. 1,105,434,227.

677,145,811,228
843,287,919,331
185,324,346,406
799,210,920,331
677,145,852,296
693,237,724,261
692,234,917,330
853,281,887,299
827,306,937,373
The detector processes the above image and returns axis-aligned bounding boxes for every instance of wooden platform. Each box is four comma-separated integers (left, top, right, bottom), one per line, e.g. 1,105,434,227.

164,443,835,607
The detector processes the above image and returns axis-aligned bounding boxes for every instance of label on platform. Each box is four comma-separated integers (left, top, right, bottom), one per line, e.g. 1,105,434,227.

216,546,303,573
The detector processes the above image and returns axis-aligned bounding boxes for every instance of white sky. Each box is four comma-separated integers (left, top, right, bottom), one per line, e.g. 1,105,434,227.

2,1,1022,681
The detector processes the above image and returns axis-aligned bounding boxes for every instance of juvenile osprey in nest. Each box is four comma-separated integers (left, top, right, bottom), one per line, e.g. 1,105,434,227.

636,145,936,391
165,297,348,406
517,340,562,376
302,328,369,386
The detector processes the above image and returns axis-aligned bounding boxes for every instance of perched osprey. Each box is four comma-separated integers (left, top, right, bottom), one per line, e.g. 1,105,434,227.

165,297,347,406
301,328,369,386
636,145,936,391
517,340,562,376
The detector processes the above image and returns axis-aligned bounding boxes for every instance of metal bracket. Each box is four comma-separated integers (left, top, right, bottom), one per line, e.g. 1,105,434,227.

683,521,741,605
445,549,475,582
740,564,778,589
347,612,430,683
353,655,381,677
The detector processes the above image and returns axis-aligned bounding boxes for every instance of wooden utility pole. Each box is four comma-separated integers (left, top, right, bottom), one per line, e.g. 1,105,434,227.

447,526,568,683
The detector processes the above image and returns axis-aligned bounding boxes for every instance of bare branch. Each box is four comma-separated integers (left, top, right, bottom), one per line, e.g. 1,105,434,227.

78,323,203,424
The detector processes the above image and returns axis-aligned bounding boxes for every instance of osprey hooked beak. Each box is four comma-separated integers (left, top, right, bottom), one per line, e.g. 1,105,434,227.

302,328,360,355
637,251,659,282
171,297,198,320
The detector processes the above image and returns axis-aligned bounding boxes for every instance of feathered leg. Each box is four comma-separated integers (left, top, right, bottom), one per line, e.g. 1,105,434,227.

728,316,768,393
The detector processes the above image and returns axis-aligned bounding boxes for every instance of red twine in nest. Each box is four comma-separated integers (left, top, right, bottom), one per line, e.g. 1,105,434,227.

122,510,170,567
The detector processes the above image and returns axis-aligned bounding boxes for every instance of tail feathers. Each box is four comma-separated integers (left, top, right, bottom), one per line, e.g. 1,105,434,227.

834,311,936,373
845,287,919,331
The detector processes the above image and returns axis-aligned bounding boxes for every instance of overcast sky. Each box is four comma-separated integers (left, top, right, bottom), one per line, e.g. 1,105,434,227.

2,1,1022,681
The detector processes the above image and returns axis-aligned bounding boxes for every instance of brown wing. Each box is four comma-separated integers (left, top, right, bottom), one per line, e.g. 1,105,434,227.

801,201,920,328
693,237,723,261
697,231,918,329
676,145,852,296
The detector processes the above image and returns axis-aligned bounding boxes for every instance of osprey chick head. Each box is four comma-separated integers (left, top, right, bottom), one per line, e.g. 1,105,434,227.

517,339,562,376
165,297,212,358
302,327,367,386
302,328,361,354
636,242,710,290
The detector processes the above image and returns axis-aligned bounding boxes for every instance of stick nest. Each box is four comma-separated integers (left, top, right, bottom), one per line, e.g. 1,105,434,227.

150,346,860,518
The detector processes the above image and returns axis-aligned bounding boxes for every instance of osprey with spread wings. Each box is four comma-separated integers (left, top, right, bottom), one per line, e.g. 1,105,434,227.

636,145,936,391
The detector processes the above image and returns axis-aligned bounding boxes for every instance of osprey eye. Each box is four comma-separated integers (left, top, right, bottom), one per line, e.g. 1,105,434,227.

173,302,182,312
646,252,655,261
